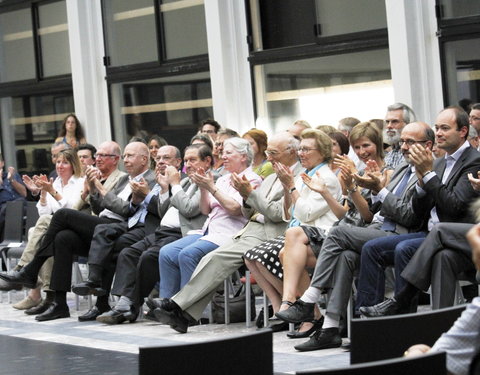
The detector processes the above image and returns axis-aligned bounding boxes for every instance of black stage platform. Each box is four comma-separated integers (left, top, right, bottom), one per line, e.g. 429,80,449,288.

0,334,138,375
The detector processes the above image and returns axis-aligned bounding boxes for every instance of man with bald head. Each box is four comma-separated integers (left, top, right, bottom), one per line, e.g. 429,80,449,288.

0,141,158,321
149,132,303,333
359,107,480,317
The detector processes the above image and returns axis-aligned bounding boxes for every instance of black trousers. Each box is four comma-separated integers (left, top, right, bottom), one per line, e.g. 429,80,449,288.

36,208,117,292
111,226,182,305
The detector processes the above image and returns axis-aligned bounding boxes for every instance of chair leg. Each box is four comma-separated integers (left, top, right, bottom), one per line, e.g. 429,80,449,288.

245,270,252,328
224,277,230,325
263,292,269,328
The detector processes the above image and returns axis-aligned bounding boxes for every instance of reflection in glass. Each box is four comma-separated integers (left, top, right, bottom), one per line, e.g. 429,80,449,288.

162,2,208,59
437,0,480,19
0,8,35,82
103,0,158,66
110,72,212,149
257,49,392,131
38,1,71,77
0,93,74,172
443,38,480,105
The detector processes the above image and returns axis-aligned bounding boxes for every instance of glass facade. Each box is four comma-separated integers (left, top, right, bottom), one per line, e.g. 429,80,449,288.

0,8,36,82
103,0,158,66
437,0,480,19
110,72,212,150
38,1,71,77
258,49,392,131
0,92,74,172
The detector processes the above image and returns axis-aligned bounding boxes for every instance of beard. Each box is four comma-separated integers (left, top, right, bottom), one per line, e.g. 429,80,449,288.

383,128,401,146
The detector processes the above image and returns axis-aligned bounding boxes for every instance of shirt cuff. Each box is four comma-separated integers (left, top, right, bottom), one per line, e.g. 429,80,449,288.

422,171,436,185
159,191,169,204
171,184,183,197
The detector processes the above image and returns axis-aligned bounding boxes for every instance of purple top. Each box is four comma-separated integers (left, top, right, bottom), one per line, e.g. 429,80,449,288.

200,166,262,246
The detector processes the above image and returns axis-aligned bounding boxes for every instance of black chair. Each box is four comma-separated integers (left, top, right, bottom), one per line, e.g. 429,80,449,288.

296,351,446,375
139,330,273,375
350,304,466,364
0,200,25,270
4,201,39,264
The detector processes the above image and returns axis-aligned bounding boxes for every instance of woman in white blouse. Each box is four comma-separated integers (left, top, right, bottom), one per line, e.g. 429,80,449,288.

12,149,84,312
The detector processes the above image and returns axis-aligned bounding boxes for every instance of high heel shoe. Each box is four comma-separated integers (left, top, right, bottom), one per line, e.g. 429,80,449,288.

287,317,324,339
255,304,274,328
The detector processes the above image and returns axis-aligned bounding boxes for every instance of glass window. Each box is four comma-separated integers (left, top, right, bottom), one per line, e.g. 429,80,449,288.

110,72,212,149
161,0,208,59
256,0,386,50
437,0,480,19
0,93,74,173
0,8,36,82
442,37,480,106
38,1,71,77
314,0,387,37
103,0,158,66
256,49,392,132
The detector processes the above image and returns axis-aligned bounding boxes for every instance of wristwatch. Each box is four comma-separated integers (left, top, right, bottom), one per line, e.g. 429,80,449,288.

288,186,296,194
347,184,358,194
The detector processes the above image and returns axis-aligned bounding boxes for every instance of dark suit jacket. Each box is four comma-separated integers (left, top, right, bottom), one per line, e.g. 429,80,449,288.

412,145,480,224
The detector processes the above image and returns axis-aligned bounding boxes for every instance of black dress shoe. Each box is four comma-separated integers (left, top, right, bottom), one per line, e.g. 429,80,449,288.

78,305,110,322
153,306,189,334
287,317,324,339
275,299,315,323
359,298,399,318
294,327,342,352
25,299,53,315
96,306,138,325
35,302,70,322
255,305,274,328
72,281,107,296
0,269,37,289
145,297,176,312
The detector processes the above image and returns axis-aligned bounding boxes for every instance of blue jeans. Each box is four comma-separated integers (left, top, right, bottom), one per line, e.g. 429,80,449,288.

356,232,427,309
159,234,218,299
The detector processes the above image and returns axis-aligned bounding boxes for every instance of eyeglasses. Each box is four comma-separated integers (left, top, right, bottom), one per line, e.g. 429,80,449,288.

94,153,117,159
201,130,216,134
215,142,223,147
298,147,317,153
398,140,429,147
265,148,289,157
155,155,173,161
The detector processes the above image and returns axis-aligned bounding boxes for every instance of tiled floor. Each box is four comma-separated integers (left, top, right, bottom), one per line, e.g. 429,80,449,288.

0,290,350,374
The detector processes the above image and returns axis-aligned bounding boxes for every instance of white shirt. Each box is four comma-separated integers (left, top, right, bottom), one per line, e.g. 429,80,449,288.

36,175,84,216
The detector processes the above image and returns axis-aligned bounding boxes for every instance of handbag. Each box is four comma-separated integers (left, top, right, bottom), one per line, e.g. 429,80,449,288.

211,284,256,324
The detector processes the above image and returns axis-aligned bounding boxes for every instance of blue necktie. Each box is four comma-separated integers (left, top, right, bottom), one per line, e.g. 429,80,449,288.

381,167,413,232
128,184,161,228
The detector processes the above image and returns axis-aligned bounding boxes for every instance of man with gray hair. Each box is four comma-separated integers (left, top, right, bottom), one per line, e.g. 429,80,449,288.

384,103,416,169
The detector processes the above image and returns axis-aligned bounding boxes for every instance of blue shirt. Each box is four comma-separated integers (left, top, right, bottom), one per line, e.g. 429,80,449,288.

0,172,25,205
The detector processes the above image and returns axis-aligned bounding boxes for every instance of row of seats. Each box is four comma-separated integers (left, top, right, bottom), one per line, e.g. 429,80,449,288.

139,305,462,375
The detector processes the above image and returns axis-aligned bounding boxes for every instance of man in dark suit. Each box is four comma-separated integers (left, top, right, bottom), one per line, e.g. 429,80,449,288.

95,144,215,324
0,142,155,321
275,122,435,351
360,106,480,316
71,145,183,321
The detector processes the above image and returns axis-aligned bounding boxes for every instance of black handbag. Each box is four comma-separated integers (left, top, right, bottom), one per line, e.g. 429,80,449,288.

211,284,256,323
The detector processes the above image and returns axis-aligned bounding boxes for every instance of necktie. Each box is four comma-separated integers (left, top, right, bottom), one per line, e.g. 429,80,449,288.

128,184,161,228
381,167,413,232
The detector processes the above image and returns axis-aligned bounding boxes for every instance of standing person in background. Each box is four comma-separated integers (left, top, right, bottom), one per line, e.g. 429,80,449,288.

55,114,86,149
243,128,274,179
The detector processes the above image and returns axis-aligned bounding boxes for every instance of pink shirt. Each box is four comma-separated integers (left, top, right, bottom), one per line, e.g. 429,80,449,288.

200,167,262,246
